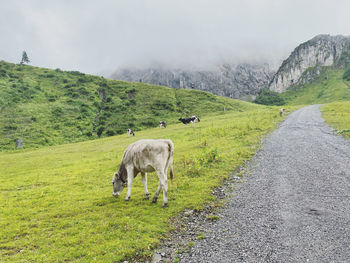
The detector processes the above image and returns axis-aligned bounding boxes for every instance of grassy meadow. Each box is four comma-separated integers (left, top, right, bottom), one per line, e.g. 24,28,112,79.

1,106,284,262
0,60,254,150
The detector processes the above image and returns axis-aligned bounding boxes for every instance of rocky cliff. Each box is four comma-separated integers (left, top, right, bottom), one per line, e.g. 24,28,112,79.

111,63,274,100
269,34,350,93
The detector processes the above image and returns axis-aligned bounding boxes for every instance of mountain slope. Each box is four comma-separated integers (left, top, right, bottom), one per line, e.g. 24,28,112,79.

111,63,275,100
269,34,350,93
280,67,350,104
0,60,261,150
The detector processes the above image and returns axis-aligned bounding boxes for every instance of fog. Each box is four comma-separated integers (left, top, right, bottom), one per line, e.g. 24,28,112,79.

1,0,350,74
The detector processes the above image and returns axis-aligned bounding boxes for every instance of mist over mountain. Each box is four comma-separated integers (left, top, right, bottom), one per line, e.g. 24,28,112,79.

111,34,350,99
111,63,275,100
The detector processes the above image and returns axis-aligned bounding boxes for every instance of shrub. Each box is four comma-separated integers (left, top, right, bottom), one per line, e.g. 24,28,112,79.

105,130,115,136
343,64,350,81
52,107,63,116
96,126,104,137
254,89,285,106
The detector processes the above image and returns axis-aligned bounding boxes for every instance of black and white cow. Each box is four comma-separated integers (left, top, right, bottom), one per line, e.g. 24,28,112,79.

127,128,135,136
159,121,167,128
178,116,200,127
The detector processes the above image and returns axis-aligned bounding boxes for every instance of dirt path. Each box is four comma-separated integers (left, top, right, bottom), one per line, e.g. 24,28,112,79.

178,105,350,263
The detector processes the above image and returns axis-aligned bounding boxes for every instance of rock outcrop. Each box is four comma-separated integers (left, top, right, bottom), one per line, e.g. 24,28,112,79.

269,34,350,93
111,63,274,100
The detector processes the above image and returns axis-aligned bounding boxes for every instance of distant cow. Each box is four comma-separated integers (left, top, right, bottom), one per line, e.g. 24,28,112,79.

112,139,174,207
178,115,200,127
159,121,167,128
127,128,135,136
280,108,286,117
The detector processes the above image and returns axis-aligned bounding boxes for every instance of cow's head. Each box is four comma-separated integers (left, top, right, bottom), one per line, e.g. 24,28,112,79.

112,171,127,197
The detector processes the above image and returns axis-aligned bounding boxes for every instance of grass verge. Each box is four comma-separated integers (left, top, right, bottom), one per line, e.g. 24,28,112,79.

322,101,350,139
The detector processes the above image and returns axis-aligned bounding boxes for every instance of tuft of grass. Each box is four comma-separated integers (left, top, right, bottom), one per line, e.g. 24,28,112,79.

0,106,284,262
196,233,205,240
206,214,220,221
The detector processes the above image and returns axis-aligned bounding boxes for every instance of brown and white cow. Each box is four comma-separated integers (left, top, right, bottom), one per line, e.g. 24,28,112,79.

112,139,174,207
280,108,286,117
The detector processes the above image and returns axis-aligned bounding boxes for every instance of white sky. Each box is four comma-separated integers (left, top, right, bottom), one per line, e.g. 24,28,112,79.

1,0,349,74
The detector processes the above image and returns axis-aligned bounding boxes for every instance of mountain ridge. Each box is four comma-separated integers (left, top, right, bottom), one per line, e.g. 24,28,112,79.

111,63,275,100
269,34,350,93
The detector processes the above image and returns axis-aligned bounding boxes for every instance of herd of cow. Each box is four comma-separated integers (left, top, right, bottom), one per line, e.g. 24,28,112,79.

126,115,200,137
113,110,285,207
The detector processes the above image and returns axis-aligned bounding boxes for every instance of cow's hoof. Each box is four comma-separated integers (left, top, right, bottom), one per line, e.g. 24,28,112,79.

162,203,168,208
144,194,150,200
152,197,158,203
125,197,130,201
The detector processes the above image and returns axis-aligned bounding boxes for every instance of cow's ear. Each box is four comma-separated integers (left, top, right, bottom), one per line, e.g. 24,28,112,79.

114,172,120,179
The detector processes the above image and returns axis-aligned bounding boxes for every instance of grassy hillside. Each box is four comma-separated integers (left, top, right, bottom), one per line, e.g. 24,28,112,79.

322,101,350,139
0,60,255,151
0,106,285,262
280,68,350,105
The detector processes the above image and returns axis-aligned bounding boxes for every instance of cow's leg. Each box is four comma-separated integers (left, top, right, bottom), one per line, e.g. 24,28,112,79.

141,172,149,200
152,182,162,203
153,169,168,207
125,167,134,201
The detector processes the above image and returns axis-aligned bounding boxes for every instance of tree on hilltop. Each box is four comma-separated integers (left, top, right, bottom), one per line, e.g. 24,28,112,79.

20,50,30,64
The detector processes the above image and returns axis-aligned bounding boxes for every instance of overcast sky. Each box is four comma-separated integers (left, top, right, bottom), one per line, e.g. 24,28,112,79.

1,0,350,75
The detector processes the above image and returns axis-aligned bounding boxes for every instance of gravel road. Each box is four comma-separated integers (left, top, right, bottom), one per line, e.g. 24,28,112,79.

178,105,350,263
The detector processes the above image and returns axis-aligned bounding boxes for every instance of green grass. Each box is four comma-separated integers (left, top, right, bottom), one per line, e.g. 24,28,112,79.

281,68,350,105
321,101,350,139
0,60,257,151
1,106,284,262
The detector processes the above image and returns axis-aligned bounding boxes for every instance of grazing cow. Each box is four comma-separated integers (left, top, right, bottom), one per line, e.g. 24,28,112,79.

112,139,174,207
127,128,135,136
159,121,167,128
280,108,286,117
178,115,200,127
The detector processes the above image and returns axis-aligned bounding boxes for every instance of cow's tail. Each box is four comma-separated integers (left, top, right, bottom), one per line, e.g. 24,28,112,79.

167,141,174,181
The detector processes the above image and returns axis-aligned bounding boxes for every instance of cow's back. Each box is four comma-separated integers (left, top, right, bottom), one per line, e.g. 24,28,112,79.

123,139,173,172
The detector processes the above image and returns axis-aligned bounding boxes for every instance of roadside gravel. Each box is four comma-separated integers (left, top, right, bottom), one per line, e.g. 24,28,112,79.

176,105,350,263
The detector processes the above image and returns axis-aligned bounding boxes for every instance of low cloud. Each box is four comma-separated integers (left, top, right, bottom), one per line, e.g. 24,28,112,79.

1,0,350,74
